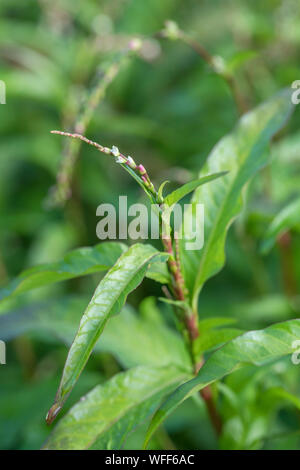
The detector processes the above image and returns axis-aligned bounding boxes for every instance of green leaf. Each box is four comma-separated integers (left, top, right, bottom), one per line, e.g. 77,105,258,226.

261,198,300,253
44,365,190,450
264,387,300,410
0,242,128,303
146,258,170,284
0,298,191,371
0,240,168,304
193,317,241,357
194,327,243,357
97,303,192,371
181,90,294,311
158,180,170,202
158,297,189,310
197,317,237,330
164,172,227,206
46,244,164,424
120,162,157,204
144,319,300,447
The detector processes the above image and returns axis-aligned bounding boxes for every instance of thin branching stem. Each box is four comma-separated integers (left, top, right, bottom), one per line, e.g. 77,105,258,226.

158,21,248,116
49,41,142,206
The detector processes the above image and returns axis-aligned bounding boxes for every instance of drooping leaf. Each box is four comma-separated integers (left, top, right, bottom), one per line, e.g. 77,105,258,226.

181,90,294,311
261,198,300,253
44,365,190,450
164,172,227,206
0,298,191,370
46,244,166,423
0,242,128,303
144,319,300,447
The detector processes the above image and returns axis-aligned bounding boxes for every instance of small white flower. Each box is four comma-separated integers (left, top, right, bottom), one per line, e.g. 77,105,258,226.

127,156,136,167
111,145,120,157
115,156,126,164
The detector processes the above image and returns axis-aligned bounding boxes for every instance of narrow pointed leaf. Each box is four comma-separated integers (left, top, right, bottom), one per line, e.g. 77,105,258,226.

158,297,188,309
0,242,128,302
46,244,165,424
120,162,156,203
0,299,192,370
158,180,170,202
144,319,300,448
44,365,190,450
164,172,227,206
180,90,294,311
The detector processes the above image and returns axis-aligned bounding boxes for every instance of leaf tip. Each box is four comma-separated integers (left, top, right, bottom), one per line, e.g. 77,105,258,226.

46,402,62,425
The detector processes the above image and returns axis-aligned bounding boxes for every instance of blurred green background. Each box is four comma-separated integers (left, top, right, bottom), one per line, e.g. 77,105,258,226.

0,0,299,450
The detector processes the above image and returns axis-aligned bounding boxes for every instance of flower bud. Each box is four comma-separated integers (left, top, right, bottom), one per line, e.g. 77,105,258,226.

127,156,136,169
137,164,146,175
162,20,181,40
111,145,120,157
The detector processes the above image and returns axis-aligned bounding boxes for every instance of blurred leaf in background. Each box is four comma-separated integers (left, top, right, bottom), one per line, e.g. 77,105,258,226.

0,0,299,450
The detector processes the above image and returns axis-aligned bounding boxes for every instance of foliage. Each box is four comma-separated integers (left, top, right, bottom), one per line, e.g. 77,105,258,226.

0,0,299,451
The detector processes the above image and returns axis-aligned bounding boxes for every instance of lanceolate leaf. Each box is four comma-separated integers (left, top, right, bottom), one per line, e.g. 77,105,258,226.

261,198,300,254
0,241,169,304
44,365,190,450
158,180,170,202
46,244,166,424
158,297,189,309
0,242,128,303
144,319,300,448
0,299,192,370
181,90,294,311
164,172,227,206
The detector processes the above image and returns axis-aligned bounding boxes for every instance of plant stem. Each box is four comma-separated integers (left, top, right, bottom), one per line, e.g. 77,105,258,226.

160,226,222,437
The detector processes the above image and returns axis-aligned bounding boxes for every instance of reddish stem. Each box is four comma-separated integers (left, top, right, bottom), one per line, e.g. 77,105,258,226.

195,359,223,436
162,233,223,437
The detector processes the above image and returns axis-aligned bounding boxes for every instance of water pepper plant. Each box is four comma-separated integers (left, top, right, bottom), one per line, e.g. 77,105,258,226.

1,80,299,449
